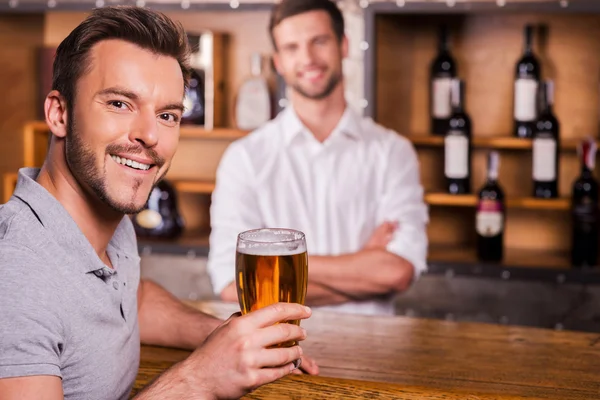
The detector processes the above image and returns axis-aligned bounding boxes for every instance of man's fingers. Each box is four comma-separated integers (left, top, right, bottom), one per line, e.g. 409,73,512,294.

243,302,312,328
256,322,307,348
298,354,319,375
256,345,304,369
254,362,297,387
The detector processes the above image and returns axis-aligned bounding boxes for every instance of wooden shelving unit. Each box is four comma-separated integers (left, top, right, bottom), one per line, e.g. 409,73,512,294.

425,193,571,210
428,245,570,270
179,126,247,140
367,4,600,270
172,180,216,195
407,135,595,151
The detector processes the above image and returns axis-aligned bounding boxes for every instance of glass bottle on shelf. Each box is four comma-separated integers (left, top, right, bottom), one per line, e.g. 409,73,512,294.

430,25,457,136
444,78,472,194
132,179,185,240
571,137,599,268
476,151,505,262
513,24,541,139
234,52,272,131
532,80,560,199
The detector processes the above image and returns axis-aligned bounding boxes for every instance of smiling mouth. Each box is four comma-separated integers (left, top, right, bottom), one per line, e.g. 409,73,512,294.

110,154,154,171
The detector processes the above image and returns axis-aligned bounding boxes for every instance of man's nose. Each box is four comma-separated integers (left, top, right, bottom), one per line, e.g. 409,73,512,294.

129,112,158,148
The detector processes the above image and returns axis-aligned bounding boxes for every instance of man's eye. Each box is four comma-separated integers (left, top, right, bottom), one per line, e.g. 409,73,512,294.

159,113,179,123
108,101,127,109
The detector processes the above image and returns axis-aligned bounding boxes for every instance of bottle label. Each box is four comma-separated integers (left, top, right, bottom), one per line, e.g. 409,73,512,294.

432,78,452,118
444,133,469,179
532,137,557,181
135,209,163,230
514,78,538,122
573,196,599,233
476,200,504,237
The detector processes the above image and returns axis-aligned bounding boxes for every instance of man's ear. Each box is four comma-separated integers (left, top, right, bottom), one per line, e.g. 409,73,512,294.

44,90,68,139
341,35,349,59
272,51,283,76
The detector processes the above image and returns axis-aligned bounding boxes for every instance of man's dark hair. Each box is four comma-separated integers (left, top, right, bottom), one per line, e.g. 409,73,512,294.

268,0,345,50
52,6,191,110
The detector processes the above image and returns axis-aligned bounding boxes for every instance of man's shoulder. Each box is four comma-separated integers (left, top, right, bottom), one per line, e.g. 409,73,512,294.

0,196,42,243
357,115,413,149
0,198,57,275
229,117,283,153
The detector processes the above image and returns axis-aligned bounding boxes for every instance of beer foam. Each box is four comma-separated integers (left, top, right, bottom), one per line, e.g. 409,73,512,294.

237,243,306,256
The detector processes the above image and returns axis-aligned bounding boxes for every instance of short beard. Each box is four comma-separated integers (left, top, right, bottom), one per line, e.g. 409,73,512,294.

64,111,159,215
291,69,342,100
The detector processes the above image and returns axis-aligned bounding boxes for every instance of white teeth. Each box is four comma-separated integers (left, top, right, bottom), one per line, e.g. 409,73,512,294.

111,155,151,171
305,70,322,79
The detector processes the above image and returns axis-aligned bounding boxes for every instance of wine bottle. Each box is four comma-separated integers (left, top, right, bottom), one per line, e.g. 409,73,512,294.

133,179,185,239
571,138,599,268
445,78,472,194
430,25,457,136
235,53,272,130
514,25,541,139
532,80,560,198
181,68,206,126
476,151,505,262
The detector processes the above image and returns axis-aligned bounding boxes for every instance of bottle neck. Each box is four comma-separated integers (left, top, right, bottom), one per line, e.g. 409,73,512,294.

250,53,263,77
487,152,500,183
524,26,534,55
579,140,597,176
438,26,449,53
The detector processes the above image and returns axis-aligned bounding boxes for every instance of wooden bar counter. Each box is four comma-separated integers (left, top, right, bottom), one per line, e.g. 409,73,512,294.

132,301,600,399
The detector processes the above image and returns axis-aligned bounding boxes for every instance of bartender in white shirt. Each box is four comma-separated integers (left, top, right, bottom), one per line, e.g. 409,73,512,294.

207,0,429,316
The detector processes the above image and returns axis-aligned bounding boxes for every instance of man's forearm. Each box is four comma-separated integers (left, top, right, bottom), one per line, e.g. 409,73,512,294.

137,279,222,350
133,360,214,400
308,249,414,298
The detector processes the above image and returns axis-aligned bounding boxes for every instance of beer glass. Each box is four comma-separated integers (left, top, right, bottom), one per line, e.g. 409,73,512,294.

235,228,308,347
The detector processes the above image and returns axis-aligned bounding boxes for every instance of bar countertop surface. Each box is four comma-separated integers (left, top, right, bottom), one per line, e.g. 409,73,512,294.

132,301,600,399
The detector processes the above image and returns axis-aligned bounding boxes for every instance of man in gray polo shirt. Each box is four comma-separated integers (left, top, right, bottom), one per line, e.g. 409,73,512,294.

0,6,317,400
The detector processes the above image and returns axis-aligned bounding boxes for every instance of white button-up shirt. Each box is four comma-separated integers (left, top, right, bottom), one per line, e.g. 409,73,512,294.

207,106,429,315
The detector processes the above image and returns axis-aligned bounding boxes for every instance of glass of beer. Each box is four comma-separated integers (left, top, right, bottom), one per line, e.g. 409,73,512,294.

235,228,308,348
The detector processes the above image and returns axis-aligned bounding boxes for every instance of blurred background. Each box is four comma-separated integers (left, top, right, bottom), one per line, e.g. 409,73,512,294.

2,0,600,332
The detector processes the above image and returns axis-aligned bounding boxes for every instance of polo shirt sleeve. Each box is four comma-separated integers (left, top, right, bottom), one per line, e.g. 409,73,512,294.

207,141,263,296
0,244,63,379
378,135,430,281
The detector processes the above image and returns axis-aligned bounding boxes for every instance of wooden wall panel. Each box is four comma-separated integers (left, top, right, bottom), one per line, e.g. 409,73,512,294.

0,14,44,203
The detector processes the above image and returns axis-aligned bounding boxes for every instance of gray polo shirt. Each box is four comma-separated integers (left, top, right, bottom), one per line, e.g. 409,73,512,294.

0,168,141,399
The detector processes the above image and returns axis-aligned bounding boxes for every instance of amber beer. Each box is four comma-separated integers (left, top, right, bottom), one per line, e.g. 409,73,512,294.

235,228,308,347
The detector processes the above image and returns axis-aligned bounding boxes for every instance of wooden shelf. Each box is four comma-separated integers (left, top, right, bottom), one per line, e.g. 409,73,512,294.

172,180,215,194
428,245,572,270
21,121,247,140
407,135,596,151
425,193,571,210
179,126,247,140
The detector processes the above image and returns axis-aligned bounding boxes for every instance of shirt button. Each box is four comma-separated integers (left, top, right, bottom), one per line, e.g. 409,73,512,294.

113,281,119,290
94,270,103,277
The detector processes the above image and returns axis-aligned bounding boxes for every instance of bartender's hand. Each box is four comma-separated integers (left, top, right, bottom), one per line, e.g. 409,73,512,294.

179,303,313,399
364,221,398,250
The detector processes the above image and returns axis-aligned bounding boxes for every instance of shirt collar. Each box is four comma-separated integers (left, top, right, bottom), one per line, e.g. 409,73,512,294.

280,105,363,146
12,167,137,274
